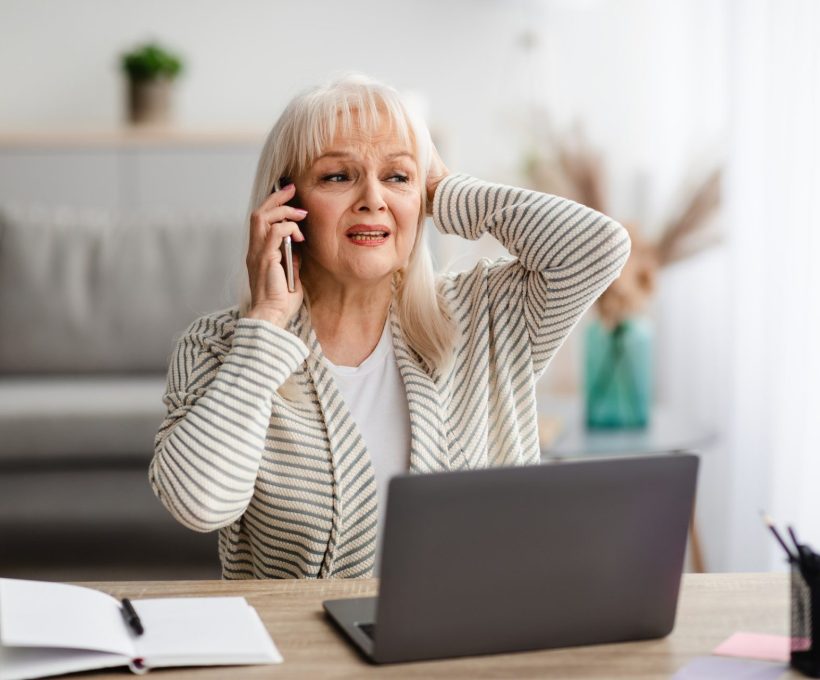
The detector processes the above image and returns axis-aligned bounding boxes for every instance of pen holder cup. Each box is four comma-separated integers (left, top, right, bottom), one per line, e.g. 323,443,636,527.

791,562,820,677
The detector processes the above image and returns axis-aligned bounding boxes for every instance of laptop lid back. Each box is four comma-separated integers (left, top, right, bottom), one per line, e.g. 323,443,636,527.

373,452,699,664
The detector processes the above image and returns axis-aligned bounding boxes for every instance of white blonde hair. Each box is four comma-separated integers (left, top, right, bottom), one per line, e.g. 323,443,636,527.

239,73,458,380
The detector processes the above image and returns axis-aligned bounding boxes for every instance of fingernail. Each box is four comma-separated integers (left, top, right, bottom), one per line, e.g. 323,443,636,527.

294,208,308,216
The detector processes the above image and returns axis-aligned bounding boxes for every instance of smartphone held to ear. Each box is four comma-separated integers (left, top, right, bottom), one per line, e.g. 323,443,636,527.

273,178,296,293
282,234,295,293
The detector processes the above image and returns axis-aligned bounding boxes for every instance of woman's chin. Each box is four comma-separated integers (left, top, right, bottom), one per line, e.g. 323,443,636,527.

346,262,400,283
343,253,403,280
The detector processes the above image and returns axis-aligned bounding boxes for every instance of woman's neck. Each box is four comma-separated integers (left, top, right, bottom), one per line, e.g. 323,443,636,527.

306,277,393,367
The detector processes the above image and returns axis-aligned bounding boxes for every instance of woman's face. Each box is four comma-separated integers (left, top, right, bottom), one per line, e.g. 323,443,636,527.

295,122,421,287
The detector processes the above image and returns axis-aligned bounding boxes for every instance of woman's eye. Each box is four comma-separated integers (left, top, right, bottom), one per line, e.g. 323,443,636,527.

322,173,349,182
319,171,410,184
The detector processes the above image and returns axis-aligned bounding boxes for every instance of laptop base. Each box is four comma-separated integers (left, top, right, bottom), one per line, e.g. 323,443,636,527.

323,596,378,662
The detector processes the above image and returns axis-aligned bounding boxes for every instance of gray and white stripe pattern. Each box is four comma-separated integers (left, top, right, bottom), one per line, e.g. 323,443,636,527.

149,173,630,579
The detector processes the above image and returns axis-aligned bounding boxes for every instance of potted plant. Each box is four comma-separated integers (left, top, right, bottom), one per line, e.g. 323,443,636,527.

121,42,184,125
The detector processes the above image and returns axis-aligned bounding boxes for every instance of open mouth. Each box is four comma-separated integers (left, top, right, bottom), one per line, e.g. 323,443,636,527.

347,231,390,242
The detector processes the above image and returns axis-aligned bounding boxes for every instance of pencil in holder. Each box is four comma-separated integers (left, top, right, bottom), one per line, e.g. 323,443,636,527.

791,559,820,677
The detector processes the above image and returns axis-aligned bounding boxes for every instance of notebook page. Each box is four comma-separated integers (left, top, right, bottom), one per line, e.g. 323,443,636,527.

0,645,126,680
0,579,134,657
133,597,281,666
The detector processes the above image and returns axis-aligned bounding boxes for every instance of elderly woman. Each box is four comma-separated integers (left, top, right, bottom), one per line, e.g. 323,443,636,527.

149,74,630,579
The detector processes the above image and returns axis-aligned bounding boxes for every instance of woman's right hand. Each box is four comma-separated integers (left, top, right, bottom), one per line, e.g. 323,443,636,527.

245,183,307,328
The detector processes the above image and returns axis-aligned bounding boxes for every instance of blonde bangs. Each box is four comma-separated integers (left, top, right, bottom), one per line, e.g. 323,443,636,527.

282,78,416,182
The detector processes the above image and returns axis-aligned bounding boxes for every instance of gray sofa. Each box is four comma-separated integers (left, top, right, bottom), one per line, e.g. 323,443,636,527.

0,204,243,580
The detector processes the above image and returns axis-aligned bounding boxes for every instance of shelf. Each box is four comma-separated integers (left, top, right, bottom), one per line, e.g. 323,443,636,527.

0,126,267,149
538,394,717,459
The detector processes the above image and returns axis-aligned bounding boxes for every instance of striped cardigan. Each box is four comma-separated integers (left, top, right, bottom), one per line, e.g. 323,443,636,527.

149,173,631,579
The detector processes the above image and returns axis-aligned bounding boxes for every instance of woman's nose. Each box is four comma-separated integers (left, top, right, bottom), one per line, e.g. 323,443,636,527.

354,175,387,213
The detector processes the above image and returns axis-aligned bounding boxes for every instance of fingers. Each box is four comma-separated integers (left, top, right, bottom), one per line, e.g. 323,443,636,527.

262,220,305,262
268,181,296,206
246,180,308,309
248,220,303,268
248,181,299,247
249,203,307,251
247,221,304,300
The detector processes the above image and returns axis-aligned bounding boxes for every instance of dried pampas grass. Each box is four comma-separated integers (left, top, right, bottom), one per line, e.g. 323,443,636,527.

525,126,722,329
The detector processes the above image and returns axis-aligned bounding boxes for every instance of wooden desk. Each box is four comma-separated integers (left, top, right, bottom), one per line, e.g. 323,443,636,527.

79,574,796,679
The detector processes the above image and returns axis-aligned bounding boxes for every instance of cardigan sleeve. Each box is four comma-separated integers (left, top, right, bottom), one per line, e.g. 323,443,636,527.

433,174,630,379
148,313,309,532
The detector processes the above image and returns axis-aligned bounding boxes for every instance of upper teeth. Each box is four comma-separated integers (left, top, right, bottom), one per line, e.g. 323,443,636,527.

350,231,386,236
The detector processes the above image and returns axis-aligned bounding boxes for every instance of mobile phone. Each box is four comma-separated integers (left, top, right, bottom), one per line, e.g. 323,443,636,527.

273,177,296,293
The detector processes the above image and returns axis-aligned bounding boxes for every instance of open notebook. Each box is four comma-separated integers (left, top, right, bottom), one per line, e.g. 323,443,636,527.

0,578,282,680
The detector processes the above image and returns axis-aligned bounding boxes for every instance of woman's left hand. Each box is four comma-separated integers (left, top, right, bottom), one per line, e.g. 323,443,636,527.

425,144,450,214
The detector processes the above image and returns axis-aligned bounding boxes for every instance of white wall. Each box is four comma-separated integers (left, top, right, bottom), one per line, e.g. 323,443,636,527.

0,0,539,181
0,0,728,229
2,0,751,570
520,0,734,571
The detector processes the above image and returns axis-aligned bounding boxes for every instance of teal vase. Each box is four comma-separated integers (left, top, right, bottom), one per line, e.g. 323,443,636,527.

583,317,652,429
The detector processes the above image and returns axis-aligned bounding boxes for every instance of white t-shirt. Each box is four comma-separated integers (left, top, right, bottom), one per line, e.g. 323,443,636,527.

323,321,411,572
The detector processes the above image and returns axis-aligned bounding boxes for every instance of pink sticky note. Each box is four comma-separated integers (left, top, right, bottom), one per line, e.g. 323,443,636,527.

713,632,790,663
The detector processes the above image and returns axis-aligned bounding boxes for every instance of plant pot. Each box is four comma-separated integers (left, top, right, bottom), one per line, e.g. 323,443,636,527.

127,77,173,125
583,316,652,429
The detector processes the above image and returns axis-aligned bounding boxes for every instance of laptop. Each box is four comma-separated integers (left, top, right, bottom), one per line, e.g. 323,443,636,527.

323,451,699,664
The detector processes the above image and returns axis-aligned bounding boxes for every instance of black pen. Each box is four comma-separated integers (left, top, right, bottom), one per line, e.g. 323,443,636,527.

788,525,802,553
761,512,797,562
121,598,144,636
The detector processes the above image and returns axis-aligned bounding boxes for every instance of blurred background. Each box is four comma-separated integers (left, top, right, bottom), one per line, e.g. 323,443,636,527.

0,0,816,580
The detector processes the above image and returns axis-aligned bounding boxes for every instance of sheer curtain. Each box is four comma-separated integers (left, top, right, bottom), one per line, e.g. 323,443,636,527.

725,0,820,569
427,0,818,570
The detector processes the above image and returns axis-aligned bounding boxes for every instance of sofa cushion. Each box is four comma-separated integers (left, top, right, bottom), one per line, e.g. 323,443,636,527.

0,204,242,373
0,376,167,461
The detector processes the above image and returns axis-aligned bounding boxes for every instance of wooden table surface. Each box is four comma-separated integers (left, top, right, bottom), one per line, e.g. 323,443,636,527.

75,573,797,679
